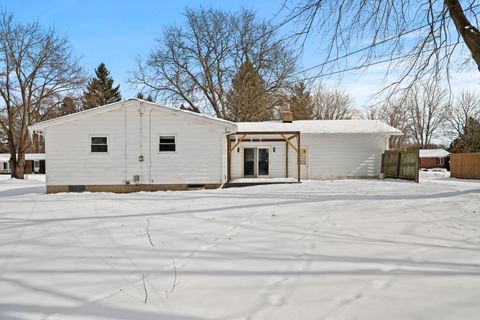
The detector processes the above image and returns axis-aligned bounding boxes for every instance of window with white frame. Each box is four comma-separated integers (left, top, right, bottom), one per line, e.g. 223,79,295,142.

91,136,108,153
159,135,176,152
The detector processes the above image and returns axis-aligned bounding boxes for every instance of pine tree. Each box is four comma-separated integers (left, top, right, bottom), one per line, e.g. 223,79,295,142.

449,117,480,153
226,59,272,121
82,63,122,110
289,82,314,120
136,92,155,102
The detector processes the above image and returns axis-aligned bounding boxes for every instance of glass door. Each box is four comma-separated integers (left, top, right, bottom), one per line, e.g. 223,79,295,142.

243,148,256,177
258,148,270,177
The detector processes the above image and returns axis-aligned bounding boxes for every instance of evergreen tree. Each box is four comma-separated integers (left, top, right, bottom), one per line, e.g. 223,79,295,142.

226,59,272,121
289,82,314,120
449,117,480,153
135,92,155,102
82,63,121,109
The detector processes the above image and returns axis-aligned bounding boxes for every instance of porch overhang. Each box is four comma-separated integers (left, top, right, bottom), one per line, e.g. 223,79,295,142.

226,130,301,182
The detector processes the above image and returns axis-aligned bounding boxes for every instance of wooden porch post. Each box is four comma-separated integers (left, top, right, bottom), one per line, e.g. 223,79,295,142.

227,134,232,182
297,133,301,181
285,140,288,178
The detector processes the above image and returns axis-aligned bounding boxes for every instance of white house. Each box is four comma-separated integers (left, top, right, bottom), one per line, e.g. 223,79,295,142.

419,149,450,169
29,99,236,193
0,153,45,174
29,99,402,193
229,117,402,181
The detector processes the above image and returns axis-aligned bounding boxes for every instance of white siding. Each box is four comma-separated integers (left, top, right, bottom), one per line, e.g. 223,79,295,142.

44,103,232,186
230,133,389,180
302,133,388,179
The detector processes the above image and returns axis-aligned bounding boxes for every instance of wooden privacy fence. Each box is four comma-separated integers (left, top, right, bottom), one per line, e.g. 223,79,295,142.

382,150,419,183
451,152,480,179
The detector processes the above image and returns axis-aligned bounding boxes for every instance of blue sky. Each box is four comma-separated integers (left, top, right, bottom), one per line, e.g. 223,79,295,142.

1,0,478,107
1,0,294,98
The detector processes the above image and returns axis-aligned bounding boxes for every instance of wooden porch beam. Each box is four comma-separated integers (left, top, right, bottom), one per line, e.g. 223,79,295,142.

285,140,288,178
230,134,246,152
229,138,287,142
297,132,301,182
234,131,300,135
226,135,232,182
281,134,298,153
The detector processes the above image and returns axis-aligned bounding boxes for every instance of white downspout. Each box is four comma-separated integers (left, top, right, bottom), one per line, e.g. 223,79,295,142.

149,107,153,184
124,107,127,183
138,104,145,183
218,128,236,189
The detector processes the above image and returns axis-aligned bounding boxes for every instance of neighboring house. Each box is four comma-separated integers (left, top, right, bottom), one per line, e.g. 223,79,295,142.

230,111,402,180
29,99,236,193
419,149,450,169
29,99,402,193
0,153,45,174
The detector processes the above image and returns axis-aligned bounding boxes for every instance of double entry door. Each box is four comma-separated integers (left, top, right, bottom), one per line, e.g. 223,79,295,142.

243,147,270,178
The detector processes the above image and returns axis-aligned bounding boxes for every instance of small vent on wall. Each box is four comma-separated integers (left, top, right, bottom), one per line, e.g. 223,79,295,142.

187,184,205,190
68,185,85,192
133,175,140,183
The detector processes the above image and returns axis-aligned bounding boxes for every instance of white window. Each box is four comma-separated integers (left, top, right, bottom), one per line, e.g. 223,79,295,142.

91,136,108,153
159,135,176,152
34,160,40,173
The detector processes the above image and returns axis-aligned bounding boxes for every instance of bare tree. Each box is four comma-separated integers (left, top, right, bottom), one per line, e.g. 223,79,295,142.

405,82,448,148
311,85,359,120
366,98,412,149
132,8,296,119
0,11,84,178
286,1,480,89
444,89,480,138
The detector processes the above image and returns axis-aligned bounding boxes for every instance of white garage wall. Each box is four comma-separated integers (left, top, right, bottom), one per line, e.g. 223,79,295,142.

44,102,234,186
302,133,389,179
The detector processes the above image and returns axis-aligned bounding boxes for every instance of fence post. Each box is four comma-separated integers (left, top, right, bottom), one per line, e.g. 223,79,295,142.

396,151,401,179
415,149,419,183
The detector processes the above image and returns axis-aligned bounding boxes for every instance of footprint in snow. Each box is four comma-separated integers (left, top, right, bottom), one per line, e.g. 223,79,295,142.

267,276,287,286
379,264,400,272
293,260,309,271
293,235,304,241
371,279,389,290
268,294,285,306
199,243,213,250
225,226,238,236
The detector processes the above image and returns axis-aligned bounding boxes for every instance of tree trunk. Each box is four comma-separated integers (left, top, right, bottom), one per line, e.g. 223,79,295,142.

445,0,480,71
13,152,25,179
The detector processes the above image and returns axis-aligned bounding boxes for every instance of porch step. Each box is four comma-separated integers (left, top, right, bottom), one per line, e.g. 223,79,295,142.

224,181,301,188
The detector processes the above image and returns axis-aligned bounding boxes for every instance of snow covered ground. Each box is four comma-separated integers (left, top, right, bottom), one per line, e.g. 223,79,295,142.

1,174,479,320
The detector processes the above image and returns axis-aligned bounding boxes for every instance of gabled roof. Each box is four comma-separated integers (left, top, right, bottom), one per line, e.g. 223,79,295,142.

29,99,236,133
236,120,403,135
419,149,449,158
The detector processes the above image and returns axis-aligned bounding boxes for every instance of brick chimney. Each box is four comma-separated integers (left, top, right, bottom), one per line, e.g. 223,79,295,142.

282,108,293,123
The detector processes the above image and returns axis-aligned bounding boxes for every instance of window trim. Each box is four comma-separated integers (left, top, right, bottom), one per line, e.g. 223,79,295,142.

158,134,177,153
90,135,109,154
